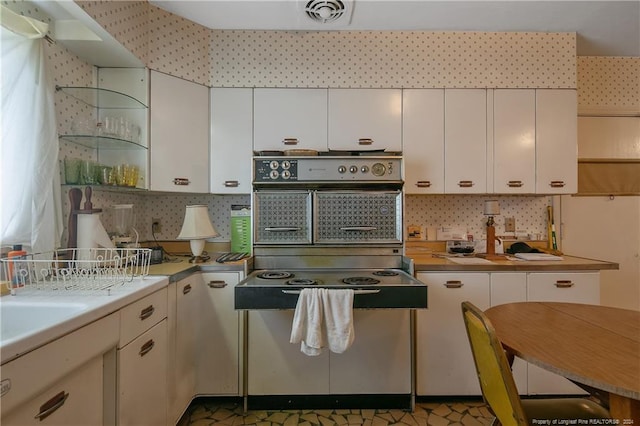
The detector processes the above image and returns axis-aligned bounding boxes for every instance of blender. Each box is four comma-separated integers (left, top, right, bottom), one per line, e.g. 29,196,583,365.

111,204,139,247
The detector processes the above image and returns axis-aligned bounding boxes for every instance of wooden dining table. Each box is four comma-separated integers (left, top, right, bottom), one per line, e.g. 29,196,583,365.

485,301,640,422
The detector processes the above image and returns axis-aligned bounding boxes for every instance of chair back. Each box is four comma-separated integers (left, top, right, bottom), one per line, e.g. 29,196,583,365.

461,301,527,426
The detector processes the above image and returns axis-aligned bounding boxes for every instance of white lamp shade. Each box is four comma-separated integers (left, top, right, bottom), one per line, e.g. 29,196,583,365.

483,200,500,216
177,205,219,240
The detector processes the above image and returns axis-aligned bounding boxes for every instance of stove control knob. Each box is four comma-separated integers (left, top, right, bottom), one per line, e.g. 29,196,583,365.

361,165,370,173
281,170,291,179
281,160,291,170
371,162,386,176
269,170,279,179
338,166,347,174
269,160,279,170
349,165,358,173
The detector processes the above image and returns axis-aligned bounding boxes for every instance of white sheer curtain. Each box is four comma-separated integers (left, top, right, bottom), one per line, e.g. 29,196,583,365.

1,6,62,253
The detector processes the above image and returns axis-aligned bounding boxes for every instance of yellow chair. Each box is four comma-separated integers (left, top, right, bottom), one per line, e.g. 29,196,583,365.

461,301,610,425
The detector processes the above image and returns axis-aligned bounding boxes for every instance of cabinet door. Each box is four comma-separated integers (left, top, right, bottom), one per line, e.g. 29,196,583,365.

118,320,168,426
150,70,209,193
444,89,487,193
330,310,411,394
493,89,536,194
536,89,577,194
198,272,243,395
328,89,402,152
416,272,490,395
2,356,103,426
527,272,599,395
403,89,445,194
248,311,330,395
490,273,528,394
254,88,328,152
211,88,253,194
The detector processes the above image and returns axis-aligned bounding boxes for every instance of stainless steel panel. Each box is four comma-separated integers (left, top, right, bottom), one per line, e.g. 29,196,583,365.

253,191,312,244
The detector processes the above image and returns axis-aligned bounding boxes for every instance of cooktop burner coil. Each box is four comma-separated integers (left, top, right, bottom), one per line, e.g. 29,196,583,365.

286,278,319,286
257,271,294,280
372,270,399,277
342,276,380,286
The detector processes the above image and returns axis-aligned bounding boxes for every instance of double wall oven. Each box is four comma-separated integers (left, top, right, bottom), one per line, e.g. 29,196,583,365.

235,155,428,411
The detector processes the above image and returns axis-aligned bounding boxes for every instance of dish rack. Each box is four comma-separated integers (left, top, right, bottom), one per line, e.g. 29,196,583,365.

1,248,151,293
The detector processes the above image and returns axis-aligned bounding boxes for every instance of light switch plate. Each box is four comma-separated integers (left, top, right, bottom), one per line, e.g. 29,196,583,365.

504,217,516,232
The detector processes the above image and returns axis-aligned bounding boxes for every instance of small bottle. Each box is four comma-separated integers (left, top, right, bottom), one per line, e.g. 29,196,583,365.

7,245,27,288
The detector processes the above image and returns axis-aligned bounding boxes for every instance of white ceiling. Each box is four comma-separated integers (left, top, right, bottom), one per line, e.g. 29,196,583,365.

149,0,640,57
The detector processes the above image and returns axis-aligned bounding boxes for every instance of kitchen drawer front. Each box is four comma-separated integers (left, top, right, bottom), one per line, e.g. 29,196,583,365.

527,272,600,303
119,287,168,347
253,191,312,244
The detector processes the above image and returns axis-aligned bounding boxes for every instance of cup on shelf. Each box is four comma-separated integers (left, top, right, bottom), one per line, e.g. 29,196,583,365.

96,165,112,185
70,118,96,135
64,157,81,184
80,160,96,184
123,164,139,187
114,164,126,186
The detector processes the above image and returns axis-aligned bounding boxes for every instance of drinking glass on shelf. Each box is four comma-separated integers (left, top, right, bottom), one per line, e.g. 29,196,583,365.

64,157,81,184
114,164,126,186
80,160,96,184
123,164,139,187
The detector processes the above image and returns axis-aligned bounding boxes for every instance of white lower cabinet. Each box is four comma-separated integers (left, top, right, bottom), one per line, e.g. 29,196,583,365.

526,272,599,395
417,270,600,396
198,272,243,395
117,288,168,426
416,272,491,395
248,309,410,395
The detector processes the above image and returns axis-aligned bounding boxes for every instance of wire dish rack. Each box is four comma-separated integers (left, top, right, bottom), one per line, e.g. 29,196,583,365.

1,248,151,293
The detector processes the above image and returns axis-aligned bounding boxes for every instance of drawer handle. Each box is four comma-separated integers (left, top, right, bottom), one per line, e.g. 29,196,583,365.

283,138,299,145
139,305,155,320
458,180,474,188
340,226,377,232
507,180,524,188
173,177,191,186
224,180,239,187
139,339,155,357
554,280,574,288
35,391,69,421
358,138,373,145
444,280,464,288
550,180,566,188
416,181,432,188
265,227,300,232
208,280,228,288
182,284,192,295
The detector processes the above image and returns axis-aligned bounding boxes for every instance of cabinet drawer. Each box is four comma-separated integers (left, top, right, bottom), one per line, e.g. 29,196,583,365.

527,272,600,303
119,288,168,347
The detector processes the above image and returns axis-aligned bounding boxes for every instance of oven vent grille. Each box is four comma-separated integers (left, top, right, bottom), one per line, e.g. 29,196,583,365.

300,0,354,26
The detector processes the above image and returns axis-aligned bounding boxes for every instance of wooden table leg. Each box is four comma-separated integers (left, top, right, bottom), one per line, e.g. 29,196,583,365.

609,394,640,422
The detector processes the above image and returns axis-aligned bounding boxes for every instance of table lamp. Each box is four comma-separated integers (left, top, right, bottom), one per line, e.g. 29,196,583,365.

177,205,219,263
480,200,502,259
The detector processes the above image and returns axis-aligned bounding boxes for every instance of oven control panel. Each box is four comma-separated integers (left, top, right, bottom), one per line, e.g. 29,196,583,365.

253,156,403,183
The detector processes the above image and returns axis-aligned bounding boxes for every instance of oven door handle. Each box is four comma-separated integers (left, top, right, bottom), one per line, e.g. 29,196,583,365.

265,227,301,232
340,226,377,232
281,289,381,295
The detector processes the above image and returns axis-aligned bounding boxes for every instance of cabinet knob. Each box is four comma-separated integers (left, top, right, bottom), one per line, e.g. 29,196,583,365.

507,180,524,188
458,181,474,188
554,280,574,288
208,280,228,288
444,280,464,288
224,180,239,187
173,178,191,186
358,138,373,145
416,181,432,188
283,138,299,145
549,180,566,188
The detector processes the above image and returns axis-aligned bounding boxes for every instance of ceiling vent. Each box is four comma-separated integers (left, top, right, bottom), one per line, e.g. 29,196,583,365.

301,0,353,26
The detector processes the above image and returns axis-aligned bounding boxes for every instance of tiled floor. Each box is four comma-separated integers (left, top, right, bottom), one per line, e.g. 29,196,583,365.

183,398,495,425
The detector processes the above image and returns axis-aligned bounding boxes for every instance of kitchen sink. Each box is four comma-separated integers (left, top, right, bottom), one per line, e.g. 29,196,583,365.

0,300,89,346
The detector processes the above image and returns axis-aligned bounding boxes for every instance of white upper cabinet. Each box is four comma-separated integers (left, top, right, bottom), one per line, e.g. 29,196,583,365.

253,88,328,152
403,89,445,194
150,70,209,193
211,88,253,194
444,89,487,193
328,89,402,152
492,89,536,194
536,89,578,194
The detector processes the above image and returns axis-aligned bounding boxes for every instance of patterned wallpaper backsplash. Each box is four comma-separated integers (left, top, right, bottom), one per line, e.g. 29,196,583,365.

577,57,640,113
7,1,635,248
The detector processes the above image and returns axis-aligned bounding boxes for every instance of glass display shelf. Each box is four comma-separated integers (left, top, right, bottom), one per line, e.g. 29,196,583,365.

56,86,147,109
60,135,147,150
62,184,147,192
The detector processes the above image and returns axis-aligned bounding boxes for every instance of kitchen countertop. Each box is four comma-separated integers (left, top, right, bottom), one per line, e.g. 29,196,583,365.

147,255,250,281
408,253,619,272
